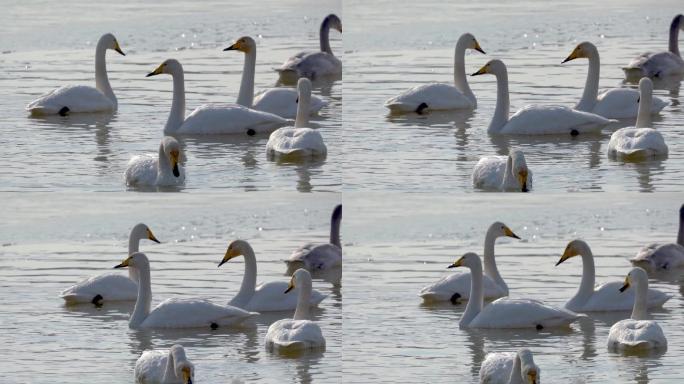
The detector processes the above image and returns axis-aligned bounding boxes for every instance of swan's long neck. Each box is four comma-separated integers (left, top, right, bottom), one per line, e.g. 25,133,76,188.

320,18,334,55
94,41,116,107
157,143,173,179
293,277,312,321
127,235,141,284
294,88,310,128
162,349,177,382
483,229,507,294
454,40,476,106
488,69,510,134
130,264,151,328
669,17,681,57
164,69,186,134
460,260,484,327
236,49,256,107
229,248,258,308
501,155,515,191
566,252,596,309
576,49,600,112
330,213,341,248
677,210,684,246
635,86,652,128
631,276,648,321
508,354,525,384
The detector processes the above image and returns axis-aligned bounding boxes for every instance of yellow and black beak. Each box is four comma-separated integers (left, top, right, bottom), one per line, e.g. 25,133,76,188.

518,169,529,193
473,40,486,55
503,226,521,240
114,40,125,56
556,245,576,266
146,63,164,77
562,47,580,64
181,367,192,384
471,64,489,76
447,256,465,269
284,278,295,294
147,229,160,244
114,255,132,269
619,276,630,292
224,40,246,52
528,370,537,384
170,150,180,177
218,247,241,267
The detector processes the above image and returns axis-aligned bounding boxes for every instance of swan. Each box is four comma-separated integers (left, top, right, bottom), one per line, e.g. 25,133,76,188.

623,14,684,79
562,41,668,118
472,150,532,192
607,267,668,351
267,78,327,160
26,33,125,116
631,204,684,270
555,239,670,312
146,59,287,136
61,223,160,305
124,136,185,187
286,204,342,271
472,59,614,135
420,222,519,304
450,252,582,328
264,268,326,352
134,344,194,384
479,349,540,384
384,33,485,114
607,78,668,160
276,14,342,81
224,36,327,118
218,239,327,311
114,252,257,329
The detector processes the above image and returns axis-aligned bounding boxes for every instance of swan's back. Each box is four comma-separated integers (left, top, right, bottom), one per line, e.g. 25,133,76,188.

472,156,507,190
253,88,327,118
61,273,137,304
577,281,671,312
141,298,256,328
267,127,327,158
471,298,581,328
26,85,115,115
124,154,159,187
479,352,516,384
134,350,167,384
278,51,341,79
624,51,684,78
419,272,507,302
607,127,668,159
265,318,325,351
632,243,684,270
237,281,327,312
501,105,611,135
288,243,341,270
608,319,667,351
178,104,287,135
594,88,668,119
384,83,474,113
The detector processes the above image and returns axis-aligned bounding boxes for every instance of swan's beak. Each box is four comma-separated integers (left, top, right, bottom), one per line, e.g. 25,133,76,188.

170,150,180,178
556,244,578,266
447,256,465,269
114,256,132,269
473,41,486,55
518,169,529,193
619,276,630,292
471,65,489,76
146,63,165,77
218,247,241,267
562,48,579,64
182,367,192,384
503,226,520,239
224,40,248,53
284,278,295,294
146,228,161,243
528,370,537,384
113,40,125,56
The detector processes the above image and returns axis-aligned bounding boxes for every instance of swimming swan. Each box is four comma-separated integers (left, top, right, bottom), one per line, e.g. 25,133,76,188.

472,149,532,192
607,267,668,351
623,14,684,79
471,59,614,135
556,239,670,312
384,33,485,114
124,136,185,187
450,252,582,328
631,204,684,270
420,222,519,304
60,223,160,305
134,344,194,384
114,252,257,329
479,348,540,384
287,204,342,271
563,41,668,118
26,33,125,116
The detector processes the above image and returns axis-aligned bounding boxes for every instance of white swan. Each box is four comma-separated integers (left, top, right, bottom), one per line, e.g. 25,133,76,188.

124,136,185,187
287,204,342,271
264,269,326,352
114,252,257,329
450,252,582,328
472,60,614,135
135,344,194,384
631,204,684,270
479,349,540,384
472,150,532,192
556,239,670,312
623,14,684,79
562,41,668,118
61,223,160,305
218,239,327,311
420,222,519,304
277,14,342,81
607,78,668,160
607,267,668,351
224,36,327,118
384,33,485,114
146,59,287,136
267,78,327,160
26,33,125,116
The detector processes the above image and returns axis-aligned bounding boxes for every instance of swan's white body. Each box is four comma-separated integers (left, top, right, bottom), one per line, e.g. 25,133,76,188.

265,269,326,352
556,240,670,312
479,349,540,384
26,33,124,115
631,204,684,270
267,78,327,160
115,252,256,329
134,345,194,384
277,14,342,80
61,223,159,305
473,60,613,135
385,33,484,113
623,14,684,78
607,268,667,351
473,150,532,192
287,205,342,271
563,41,667,118
452,253,581,328
125,137,185,187
608,78,668,160
420,222,518,303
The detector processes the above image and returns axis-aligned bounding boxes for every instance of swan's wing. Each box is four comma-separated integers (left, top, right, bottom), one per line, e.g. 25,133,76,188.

419,272,505,302
608,319,667,349
479,352,515,384
61,273,137,303
502,105,611,135
265,319,325,349
594,88,667,118
278,52,341,78
267,127,327,158
471,298,581,328
253,88,327,118
134,350,167,384
26,85,115,115
178,104,288,135
581,281,671,311
288,243,342,270
472,156,507,190
624,51,684,77
607,128,668,159
124,154,158,187
632,243,684,270
242,281,326,311
142,298,256,328
384,83,474,113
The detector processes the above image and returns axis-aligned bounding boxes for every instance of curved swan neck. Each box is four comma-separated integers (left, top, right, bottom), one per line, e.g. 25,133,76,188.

130,264,151,328
669,16,682,57
631,275,648,320
508,354,524,384
95,39,116,107
576,47,600,112
295,88,311,128
127,234,141,283
460,258,484,327
330,212,341,248
567,251,596,309
164,68,186,134
230,246,258,307
320,18,333,55
162,349,177,382
488,68,510,134
293,277,312,321
635,85,652,128
677,207,684,245
483,228,507,293
454,38,476,106
157,142,173,178
501,155,515,191
237,49,256,107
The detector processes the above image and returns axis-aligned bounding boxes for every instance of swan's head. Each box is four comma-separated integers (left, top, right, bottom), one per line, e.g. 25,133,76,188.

557,239,591,266
218,239,252,267
324,14,343,33
488,221,520,240
146,59,183,77
562,41,597,63
638,77,654,96
680,203,684,222
332,204,342,222
447,252,480,270
113,252,149,269
99,33,125,56
509,150,530,192
130,223,161,244
517,349,540,384
168,345,194,384
460,33,485,54
672,14,684,31
161,136,181,177
297,77,313,99
471,59,505,77
620,267,648,293
223,36,256,54
285,268,312,294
